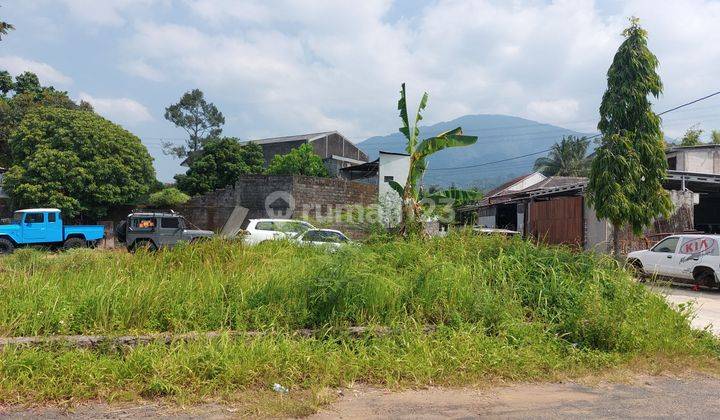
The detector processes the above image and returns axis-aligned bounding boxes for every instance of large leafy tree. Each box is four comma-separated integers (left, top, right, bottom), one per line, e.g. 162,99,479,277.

3,108,155,220
533,135,590,176
0,71,89,167
163,89,225,159
175,137,265,195
389,83,478,235
266,143,329,177
587,17,671,256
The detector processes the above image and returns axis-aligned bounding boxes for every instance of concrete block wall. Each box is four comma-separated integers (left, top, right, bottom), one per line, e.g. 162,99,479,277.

178,175,378,231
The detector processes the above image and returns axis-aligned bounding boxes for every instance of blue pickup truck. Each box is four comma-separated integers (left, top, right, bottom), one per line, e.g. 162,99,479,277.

0,208,104,254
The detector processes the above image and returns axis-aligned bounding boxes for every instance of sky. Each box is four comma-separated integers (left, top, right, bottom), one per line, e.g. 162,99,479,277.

2,0,720,181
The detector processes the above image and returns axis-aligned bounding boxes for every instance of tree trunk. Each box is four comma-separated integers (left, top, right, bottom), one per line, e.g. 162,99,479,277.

612,223,621,258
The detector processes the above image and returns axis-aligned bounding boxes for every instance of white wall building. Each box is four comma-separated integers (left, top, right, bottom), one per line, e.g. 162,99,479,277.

377,151,410,226
667,145,720,174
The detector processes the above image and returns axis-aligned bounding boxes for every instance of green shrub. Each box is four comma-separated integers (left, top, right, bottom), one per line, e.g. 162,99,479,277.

148,187,190,208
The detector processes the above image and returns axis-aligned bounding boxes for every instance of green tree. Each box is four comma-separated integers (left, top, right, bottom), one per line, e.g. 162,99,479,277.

13,72,41,95
680,126,703,146
3,108,155,220
587,17,671,256
148,187,190,208
0,71,84,166
163,89,225,159
0,70,12,95
389,83,477,236
711,130,720,145
266,143,329,177
175,137,265,195
0,9,13,40
533,136,590,176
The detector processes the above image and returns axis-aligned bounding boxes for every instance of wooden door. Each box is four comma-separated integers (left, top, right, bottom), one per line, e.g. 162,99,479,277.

528,196,583,247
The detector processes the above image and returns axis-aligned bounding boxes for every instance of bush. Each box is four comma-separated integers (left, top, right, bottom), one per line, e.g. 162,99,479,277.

0,234,717,406
148,187,190,208
266,143,328,177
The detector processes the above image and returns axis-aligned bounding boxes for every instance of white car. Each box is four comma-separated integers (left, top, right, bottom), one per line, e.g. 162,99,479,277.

241,219,315,245
627,234,720,288
293,229,351,250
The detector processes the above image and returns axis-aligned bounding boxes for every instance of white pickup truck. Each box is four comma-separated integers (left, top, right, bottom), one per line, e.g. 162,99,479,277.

627,234,720,288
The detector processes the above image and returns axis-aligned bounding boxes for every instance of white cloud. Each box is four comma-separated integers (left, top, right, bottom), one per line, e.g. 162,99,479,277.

117,0,720,141
59,0,164,26
0,56,73,86
527,99,580,125
78,92,153,126
123,60,165,81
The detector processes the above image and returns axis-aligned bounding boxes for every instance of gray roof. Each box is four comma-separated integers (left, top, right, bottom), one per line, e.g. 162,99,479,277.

240,131,337,145
667,144,720,153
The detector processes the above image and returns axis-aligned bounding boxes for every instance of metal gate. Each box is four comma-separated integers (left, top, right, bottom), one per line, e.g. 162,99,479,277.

528,196,583,247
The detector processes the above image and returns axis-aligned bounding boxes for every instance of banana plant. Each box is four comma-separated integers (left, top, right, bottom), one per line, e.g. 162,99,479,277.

388,83,478,235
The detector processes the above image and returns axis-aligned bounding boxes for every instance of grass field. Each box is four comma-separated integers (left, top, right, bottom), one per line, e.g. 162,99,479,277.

0,233,718,413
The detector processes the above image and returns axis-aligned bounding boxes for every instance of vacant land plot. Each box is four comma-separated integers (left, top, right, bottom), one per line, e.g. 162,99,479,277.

0,234,718,415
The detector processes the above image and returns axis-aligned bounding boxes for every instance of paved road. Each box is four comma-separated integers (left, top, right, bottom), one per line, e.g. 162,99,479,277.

650,284,720,334
4,375,720,419
311,375,720,419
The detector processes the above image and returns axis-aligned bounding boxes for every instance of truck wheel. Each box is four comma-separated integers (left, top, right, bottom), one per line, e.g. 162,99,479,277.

63,237,87,250
129,240,157,253
627,259,645,281
693,267,717,289
0,238,14,255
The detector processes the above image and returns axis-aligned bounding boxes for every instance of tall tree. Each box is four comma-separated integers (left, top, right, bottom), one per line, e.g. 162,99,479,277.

533,135,590,176
587,17,672,256
175,137,265,195
3,108,155,220
680,126,702,146
266,143,329,177
711,130,720,145
0,70,85,167
163,89,225,159
389,83,477,236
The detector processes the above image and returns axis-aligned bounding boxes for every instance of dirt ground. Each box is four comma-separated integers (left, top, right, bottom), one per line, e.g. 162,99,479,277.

3,374,720,419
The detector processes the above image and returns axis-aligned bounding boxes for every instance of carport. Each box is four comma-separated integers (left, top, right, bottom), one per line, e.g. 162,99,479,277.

666,171,720,234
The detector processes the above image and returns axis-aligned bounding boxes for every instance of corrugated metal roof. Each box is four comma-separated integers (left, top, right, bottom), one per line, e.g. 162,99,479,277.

240,131,337,145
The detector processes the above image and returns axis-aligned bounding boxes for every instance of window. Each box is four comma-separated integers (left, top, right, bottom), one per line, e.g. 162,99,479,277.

652,237,679,253
131,217,156,231
25,213,44,224
161,217,180,229
303,230,348,243
255,221,275,231
48,213,56,223
275,221,312,233
384,176,394,182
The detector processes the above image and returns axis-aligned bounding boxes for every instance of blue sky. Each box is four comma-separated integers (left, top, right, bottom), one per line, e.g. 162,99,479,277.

3,0,720,181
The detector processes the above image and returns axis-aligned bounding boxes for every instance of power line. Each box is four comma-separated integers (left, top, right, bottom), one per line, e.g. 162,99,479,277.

426,90,720,172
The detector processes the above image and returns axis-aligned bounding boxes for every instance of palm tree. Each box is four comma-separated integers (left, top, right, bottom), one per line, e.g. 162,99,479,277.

533,136,590,176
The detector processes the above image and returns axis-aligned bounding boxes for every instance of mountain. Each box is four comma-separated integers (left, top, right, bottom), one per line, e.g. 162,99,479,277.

358,114,589,189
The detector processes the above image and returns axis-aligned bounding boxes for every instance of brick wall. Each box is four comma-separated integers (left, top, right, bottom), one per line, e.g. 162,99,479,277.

177,175,378,231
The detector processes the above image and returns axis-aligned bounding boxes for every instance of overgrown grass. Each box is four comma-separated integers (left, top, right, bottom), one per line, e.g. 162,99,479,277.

0,233,718,407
